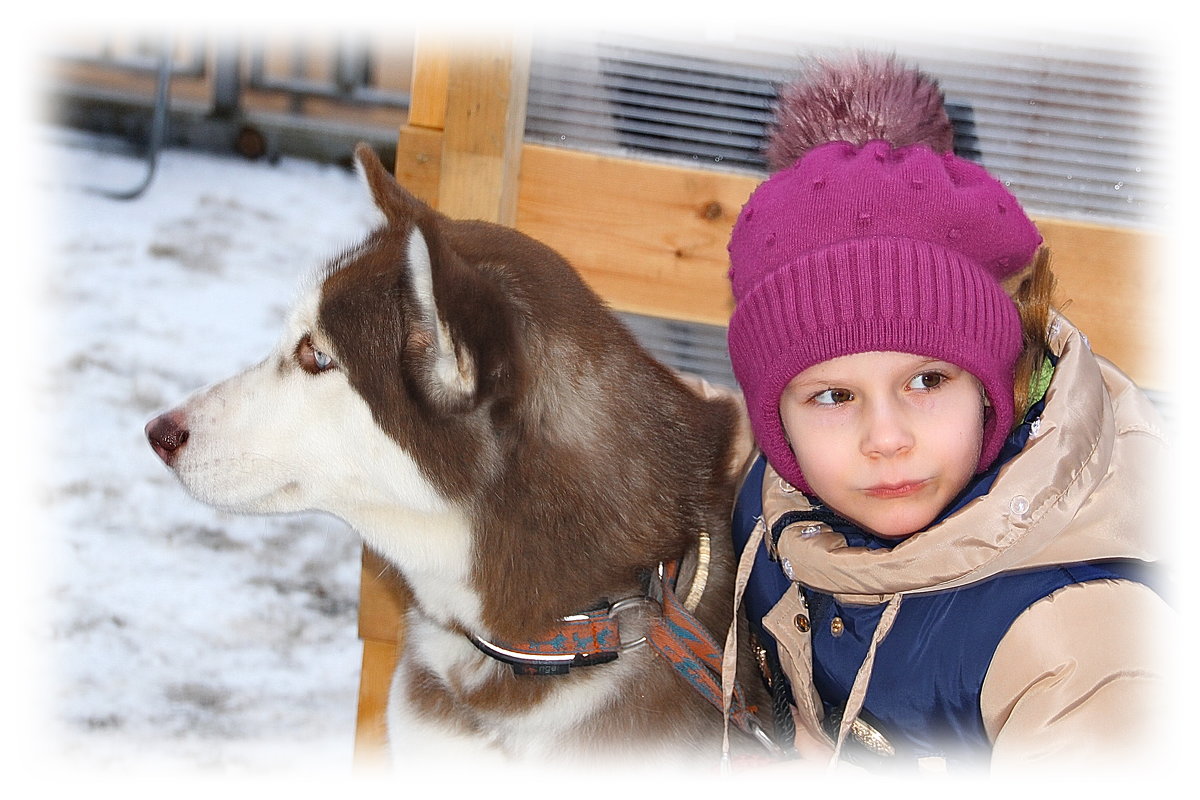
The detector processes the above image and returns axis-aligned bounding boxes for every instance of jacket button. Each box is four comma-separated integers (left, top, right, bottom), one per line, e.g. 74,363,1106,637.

1010,495,1030,516
793,614,810,633
830,617,845,637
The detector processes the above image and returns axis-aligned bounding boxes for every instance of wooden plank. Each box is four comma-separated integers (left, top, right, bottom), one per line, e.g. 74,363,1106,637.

437,40,530,224
354,548,408,766
515,143,750,326
391,133,1162,388
406,36,451,130
1036,217,1164,390
357,548,410,644
393,125,443,207
353,638,400,767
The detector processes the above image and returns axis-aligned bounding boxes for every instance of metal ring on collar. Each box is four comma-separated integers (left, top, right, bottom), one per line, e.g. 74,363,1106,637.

608,596,659,651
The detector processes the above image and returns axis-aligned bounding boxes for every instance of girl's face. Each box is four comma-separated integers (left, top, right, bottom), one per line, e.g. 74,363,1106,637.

779,351,986,540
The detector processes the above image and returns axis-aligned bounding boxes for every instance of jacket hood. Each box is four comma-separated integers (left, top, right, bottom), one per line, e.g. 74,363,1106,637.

764,313,1166,603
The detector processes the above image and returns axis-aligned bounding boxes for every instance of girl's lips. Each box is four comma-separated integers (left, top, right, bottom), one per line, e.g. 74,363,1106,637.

864,480,929,499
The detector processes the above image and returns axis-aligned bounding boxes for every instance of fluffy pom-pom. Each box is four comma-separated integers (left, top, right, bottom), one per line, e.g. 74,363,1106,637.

765,54,954,171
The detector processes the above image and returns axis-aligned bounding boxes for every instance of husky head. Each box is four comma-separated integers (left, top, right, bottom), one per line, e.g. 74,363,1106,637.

144,147,526,512
148,145,740,637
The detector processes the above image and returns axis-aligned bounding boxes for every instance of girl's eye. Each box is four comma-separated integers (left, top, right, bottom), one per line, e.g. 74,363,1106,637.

298,335,337,374
813,388,854,406
908,371,946,391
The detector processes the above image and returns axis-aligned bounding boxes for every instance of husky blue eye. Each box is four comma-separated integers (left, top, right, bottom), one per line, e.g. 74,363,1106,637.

298,335,337,374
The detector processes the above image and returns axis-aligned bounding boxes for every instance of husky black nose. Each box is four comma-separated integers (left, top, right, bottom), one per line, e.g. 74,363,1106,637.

146,411,190,465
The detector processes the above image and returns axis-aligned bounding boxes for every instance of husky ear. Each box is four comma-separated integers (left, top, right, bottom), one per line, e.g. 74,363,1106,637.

354,142,425,225
403,221,477,412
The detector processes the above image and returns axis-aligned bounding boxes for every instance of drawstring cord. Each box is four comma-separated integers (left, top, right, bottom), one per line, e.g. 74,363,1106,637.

720,515,905,773
718,502,905,773
721,514,769,773
829,592,903,767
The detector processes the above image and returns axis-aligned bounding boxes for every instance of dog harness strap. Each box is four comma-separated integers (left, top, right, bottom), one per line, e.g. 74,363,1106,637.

648,561,774,751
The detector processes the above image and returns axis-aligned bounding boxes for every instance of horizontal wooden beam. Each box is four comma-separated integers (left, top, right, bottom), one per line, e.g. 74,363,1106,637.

516,143,745,325
391,135,1164,391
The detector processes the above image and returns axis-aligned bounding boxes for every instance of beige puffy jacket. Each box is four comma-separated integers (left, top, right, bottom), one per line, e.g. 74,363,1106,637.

730,313,1172,773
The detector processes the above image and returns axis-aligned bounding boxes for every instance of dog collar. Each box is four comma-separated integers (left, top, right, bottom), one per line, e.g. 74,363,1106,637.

468,594,656,676
464,532,778,754
467,531,711,676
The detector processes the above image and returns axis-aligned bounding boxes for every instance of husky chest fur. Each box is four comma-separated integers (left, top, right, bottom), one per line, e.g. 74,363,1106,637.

146,144,765,763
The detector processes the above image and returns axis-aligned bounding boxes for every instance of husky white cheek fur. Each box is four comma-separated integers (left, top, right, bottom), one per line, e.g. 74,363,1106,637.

146,144,773,766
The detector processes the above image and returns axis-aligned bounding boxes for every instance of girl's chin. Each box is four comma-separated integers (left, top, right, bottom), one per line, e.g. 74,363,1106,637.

847,506,940,541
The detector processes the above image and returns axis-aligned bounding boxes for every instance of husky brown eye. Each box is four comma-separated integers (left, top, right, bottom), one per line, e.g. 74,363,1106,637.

297,335,337,374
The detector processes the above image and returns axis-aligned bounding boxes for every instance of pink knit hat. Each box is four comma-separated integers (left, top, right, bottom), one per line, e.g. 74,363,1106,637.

727,56,1042,494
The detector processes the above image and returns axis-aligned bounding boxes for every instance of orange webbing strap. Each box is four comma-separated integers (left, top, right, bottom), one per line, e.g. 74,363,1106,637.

647,560,778,755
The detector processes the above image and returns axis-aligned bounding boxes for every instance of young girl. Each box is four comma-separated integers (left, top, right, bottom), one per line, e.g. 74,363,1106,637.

724,56,1169,772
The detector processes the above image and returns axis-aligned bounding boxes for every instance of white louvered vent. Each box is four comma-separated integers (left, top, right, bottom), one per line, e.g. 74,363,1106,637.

527,31,1163,228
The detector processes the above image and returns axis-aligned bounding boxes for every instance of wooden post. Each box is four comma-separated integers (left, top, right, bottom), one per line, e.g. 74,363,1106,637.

389,34,531,219
352,549,410,767
406,36,452,131
353,33,532,768
436,39,530,224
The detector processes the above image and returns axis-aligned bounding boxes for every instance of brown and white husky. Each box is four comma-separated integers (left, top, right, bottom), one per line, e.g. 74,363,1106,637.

146,145,769,769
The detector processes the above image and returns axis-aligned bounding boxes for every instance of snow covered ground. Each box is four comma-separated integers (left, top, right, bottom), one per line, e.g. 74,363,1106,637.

26,131,382,783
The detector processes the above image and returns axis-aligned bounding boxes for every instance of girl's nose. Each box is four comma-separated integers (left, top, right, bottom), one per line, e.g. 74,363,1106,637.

861,399,915,458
